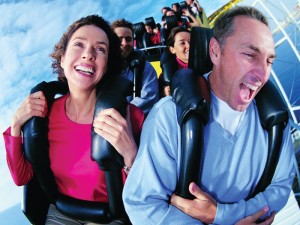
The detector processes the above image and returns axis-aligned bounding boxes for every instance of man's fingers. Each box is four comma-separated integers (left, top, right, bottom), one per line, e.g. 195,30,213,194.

170,194,189,210
251,207,270,222
260,212,275,225
189,182,209,200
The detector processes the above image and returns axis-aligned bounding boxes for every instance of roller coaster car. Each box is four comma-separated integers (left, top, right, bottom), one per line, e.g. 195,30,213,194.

21,25,288,225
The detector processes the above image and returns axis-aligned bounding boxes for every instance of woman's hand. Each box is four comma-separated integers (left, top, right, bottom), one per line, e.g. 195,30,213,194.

93,106,137,168
170,182,217,224
235,208,275,225
11,91,48,137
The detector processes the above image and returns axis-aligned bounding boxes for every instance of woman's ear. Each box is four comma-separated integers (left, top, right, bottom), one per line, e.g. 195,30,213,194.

169,46,176,55
61,55,65,69
209,37,220,65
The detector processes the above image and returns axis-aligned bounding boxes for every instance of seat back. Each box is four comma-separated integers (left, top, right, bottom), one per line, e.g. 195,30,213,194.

144,17,156,30
160,15,179,45
188,27,213,75
133,22,146,49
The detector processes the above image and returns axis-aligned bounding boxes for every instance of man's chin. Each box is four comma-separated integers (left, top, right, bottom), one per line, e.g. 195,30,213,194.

122,48,133,58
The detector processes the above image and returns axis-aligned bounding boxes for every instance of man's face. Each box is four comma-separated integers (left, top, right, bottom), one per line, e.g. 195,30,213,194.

210,16,275,111
114,27,134,58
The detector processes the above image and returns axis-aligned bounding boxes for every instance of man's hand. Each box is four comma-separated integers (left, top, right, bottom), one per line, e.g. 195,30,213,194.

235,207,275,225
170,182,217,224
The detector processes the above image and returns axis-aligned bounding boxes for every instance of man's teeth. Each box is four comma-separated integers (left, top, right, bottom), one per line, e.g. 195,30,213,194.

244,83,259,91
75,66,94,74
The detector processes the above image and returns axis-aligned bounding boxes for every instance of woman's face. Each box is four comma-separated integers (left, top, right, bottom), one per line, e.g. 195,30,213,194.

169,31,190,63
61,25,109,92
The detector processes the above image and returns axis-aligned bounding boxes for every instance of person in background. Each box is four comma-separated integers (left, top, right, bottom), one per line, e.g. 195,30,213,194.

172,2,181,12
161,6,172,15
160,26,190,96
3,15,144,225
144,21,161,45
123,6,295,225
185,0,210,27
112,18,159,115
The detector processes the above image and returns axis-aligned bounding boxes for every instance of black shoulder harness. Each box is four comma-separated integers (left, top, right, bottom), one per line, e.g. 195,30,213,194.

171,69,288,199
128,49,146,98
22,77,132,225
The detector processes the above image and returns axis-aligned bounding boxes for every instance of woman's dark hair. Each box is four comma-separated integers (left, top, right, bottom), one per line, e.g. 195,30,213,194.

51,15,123,83
167,26,190,47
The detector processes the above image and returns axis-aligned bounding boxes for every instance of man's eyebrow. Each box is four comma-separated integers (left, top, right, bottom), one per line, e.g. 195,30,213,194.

248,44,276,59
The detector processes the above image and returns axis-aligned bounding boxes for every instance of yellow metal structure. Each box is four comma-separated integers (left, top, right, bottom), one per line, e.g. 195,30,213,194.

150,61,162,77
208,0,244,27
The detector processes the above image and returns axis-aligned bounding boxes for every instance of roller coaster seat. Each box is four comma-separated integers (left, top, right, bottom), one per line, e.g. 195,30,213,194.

133,22,146,49
160,15,179,45
144,17,156,30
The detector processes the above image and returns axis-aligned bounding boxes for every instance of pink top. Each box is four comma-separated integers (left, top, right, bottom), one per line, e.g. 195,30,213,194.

176,57,188,69
3,94,144,203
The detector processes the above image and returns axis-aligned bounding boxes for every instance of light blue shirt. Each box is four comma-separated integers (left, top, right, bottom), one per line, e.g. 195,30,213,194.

123,94,295,225
122,60,159,114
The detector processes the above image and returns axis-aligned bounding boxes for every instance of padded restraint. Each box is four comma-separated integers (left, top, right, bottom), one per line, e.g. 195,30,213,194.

23,81,68,202
128,49,146,98
22,78,132,224
91,75,132,221
171,69,210,199
248,80,288,198
160,49,177,87
188,27,213,76
133,22,146,49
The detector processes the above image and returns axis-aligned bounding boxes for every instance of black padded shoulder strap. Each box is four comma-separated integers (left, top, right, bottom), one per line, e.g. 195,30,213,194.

128,49,146,98
92,75,132,220
248,80,288,198
22,80,131,224
160,49,177,86
22,80,68,202
171,69,210,199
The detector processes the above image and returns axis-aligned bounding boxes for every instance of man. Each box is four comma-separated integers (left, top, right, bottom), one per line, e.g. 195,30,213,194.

123,6,295,225
111,19,159,114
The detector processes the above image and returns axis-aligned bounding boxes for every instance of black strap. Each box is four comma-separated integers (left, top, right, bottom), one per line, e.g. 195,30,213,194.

128,50,146,98
22,79,132,224
172,73,288,200
92,75,132,220
248,80,288,198
171,69,210,199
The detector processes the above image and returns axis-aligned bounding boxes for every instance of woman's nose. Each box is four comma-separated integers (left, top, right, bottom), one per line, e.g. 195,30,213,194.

82,48,95,60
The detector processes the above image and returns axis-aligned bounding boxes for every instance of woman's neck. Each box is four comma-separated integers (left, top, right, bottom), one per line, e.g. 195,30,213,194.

65,92,96,124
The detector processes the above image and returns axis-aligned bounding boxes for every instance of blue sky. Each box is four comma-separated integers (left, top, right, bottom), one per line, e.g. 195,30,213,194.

0,0,231,214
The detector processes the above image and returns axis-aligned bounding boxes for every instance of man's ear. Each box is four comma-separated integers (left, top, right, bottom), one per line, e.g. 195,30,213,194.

209,37,220,65
169,46,176,55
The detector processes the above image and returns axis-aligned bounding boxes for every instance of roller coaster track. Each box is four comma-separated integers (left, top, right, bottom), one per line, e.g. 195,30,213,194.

208,0,244,26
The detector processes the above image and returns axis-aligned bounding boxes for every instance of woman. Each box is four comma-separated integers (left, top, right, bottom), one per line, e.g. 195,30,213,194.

3,15,144,225
160,26,190,96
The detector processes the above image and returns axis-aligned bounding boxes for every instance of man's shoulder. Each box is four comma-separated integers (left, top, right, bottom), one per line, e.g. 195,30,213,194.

148,96,176,117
